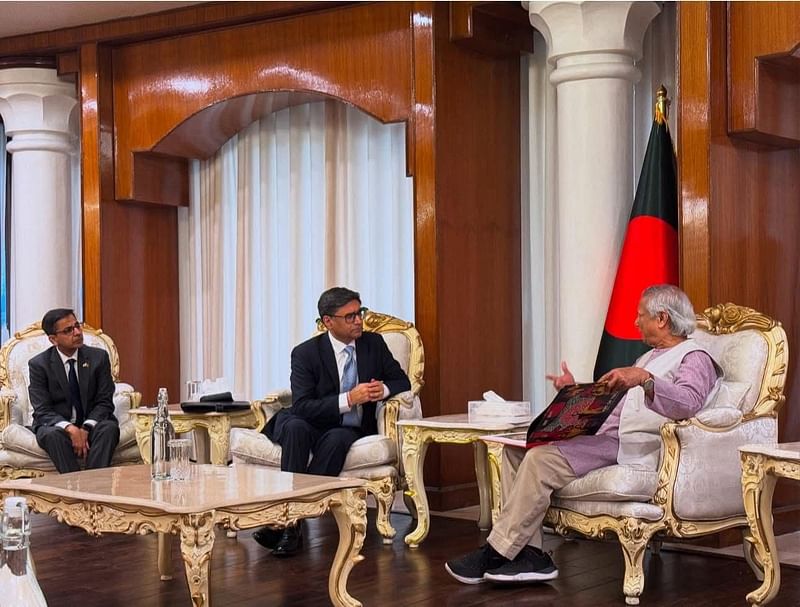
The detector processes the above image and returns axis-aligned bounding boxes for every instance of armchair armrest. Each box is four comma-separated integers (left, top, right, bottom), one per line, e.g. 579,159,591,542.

380,390,416,443
251,389,293,432
655,414,778,522
0,388,15,431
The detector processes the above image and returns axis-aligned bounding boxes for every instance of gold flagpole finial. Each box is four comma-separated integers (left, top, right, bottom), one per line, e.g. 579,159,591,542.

655,84,669,125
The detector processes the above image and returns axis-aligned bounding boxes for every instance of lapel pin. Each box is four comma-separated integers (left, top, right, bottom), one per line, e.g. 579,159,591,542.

82,362,89,369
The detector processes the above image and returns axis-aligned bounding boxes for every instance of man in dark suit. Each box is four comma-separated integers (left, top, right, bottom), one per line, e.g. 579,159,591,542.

254,287,411,556
29,308,120,473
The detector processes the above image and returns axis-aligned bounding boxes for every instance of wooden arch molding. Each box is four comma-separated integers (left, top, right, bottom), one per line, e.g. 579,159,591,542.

131,89,411,207
111,1,416,205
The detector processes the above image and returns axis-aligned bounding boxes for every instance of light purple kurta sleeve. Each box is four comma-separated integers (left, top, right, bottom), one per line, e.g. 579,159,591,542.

647,351,718,419
555,349,718,477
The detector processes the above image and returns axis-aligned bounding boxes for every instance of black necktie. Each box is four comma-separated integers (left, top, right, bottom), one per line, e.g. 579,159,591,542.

68,359,84,426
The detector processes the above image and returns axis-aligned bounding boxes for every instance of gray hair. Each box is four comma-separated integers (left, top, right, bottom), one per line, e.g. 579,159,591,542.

641,285,697,337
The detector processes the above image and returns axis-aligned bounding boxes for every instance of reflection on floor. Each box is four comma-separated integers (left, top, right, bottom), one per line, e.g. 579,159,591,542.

434,503,800,569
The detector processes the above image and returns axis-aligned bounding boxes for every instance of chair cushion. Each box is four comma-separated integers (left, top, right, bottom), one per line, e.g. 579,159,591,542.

381,333,411,375
555,464,658,502
0,420,139,470
229,427,397,471
691,329,767,413
705,380,750,410
549,498,664,521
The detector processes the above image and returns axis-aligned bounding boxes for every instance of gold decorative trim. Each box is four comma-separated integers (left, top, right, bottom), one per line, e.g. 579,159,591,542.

0,466,47,481
133,408,259,465
1,483,367,607
362,477,396,542
400,423,506,547
0,322,121,387
538,302,789,605
697,303,787,418
740,450,800,606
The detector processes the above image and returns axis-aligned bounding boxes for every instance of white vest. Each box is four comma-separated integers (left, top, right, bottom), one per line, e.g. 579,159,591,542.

617,340,720,470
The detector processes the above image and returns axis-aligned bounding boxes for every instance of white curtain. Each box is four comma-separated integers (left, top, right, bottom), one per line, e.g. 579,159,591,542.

178,100,414,401
0,119,7,341
522,3,677,412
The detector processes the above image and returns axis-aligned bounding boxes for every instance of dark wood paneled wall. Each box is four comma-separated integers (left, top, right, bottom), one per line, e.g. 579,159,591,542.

678,2,800,513
0,1,525,505
428,2,522,509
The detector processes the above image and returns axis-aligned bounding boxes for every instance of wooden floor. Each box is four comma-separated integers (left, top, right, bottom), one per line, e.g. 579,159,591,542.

30,509,800,606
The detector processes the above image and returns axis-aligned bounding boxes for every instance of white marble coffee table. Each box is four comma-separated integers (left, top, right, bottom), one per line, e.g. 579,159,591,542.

740,442,800,606
0,464,366,607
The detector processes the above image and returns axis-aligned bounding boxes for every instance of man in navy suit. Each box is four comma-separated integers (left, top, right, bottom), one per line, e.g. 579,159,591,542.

29,308,120,473
254,287,411,556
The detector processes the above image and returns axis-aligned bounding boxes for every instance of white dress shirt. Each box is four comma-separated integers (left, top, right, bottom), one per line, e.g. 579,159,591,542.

54,348,96,430
328,332,389,414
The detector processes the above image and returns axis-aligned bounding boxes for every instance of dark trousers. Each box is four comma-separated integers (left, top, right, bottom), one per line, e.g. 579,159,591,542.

274,417,362,476
35,420,120,474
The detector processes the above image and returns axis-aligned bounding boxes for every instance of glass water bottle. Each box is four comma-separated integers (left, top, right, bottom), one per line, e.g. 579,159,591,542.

150,387,176,480
0,497,48,606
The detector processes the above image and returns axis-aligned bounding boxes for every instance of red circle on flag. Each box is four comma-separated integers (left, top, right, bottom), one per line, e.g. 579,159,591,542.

604,216,679,340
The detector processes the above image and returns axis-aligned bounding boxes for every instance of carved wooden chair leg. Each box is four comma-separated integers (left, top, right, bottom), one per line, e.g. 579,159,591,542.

367,478,397,544
618,522,658,606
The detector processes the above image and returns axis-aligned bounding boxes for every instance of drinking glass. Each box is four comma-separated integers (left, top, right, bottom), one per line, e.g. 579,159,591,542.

185,380,201,402
168,438,192,481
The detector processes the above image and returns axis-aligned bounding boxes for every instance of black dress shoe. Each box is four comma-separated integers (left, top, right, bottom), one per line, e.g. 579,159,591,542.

272,525,302,558
252,526,284,550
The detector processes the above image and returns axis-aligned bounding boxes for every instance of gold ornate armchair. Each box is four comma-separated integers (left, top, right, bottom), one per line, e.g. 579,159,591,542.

0,323,143,479
229,310,424,542
494,304,787,605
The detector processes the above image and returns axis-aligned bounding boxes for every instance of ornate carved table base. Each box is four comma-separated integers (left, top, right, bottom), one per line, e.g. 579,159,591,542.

740,443,800,606
0,465,367,607
133,405,259,466
398,415,529,548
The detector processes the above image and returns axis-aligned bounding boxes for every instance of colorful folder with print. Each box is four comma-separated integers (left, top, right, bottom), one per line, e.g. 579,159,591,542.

525,382,625,448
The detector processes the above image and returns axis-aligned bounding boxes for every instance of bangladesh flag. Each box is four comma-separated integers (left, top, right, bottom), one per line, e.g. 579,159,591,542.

593,91,679,380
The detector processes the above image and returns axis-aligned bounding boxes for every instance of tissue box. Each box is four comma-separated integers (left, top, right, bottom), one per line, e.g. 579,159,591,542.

468,400,532,424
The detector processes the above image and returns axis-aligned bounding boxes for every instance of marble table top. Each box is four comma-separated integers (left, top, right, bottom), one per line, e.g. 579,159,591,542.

739,442,800,461
397,413,530,431
0,464,364,514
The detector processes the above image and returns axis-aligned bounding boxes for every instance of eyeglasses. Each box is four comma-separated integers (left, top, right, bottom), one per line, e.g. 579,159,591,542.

327,307,368,324
53,322,83,336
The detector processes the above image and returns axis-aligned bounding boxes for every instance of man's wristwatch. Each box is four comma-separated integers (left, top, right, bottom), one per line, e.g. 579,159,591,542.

642,375,655,393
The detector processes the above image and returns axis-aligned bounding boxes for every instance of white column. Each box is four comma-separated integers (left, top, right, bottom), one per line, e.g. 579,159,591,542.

0,68,78,331
526,1,660,381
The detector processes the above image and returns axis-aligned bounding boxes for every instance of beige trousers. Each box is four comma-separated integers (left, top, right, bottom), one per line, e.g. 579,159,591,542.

487,444,577,560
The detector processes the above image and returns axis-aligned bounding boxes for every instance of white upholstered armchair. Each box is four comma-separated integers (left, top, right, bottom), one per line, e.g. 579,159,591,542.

229,310,424,542
0,323,143,479
489,303,787,605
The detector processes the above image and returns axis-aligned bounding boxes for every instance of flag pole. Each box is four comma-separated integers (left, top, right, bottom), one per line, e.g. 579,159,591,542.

655,84,669,125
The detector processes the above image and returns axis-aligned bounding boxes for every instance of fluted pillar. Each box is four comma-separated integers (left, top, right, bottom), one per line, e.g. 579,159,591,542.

526,1,660,380
0,68,79,331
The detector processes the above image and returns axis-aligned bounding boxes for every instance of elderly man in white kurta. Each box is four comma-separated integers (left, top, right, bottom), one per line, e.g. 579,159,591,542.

446,284,720,585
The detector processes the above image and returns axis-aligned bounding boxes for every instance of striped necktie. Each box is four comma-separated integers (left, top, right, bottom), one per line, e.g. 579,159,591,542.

341,345,361,427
